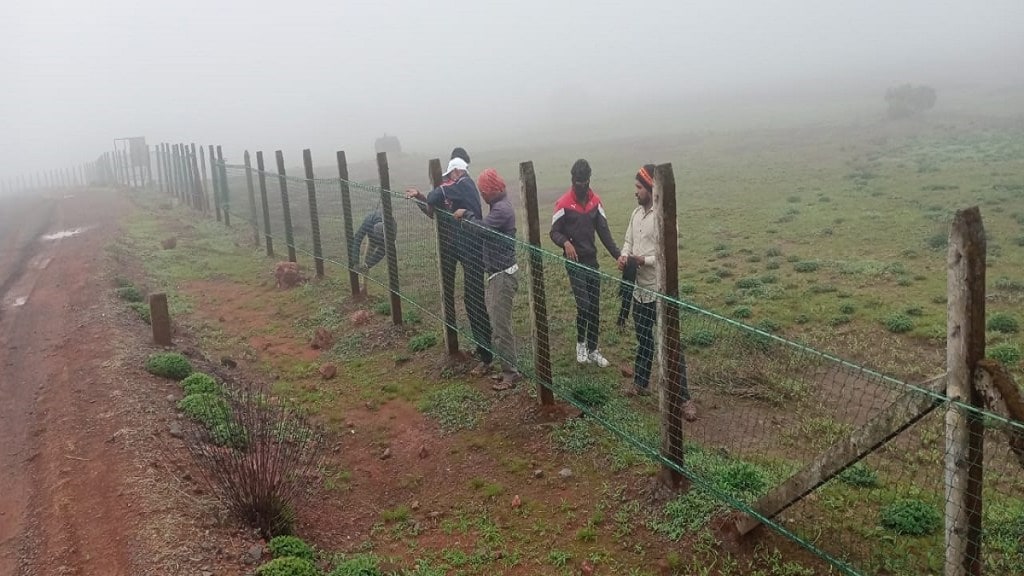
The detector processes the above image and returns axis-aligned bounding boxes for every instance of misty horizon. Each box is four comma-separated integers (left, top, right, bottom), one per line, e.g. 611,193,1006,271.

2,0,1023,179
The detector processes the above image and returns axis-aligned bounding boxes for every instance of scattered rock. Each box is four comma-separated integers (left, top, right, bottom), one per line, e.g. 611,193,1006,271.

241,543,263,564
511,495,521,509
533,469,544,479
319,364,338,379
166,394,175,403
168,422,184,439
220,356,237,369
380,447,391,460
620,364,634,378
273,261,304,289
581,559,595,576
160,236,177,250
410,500,420,511
417,445,429,459
311,327,334,350
558,467,573,480
349,310,372,325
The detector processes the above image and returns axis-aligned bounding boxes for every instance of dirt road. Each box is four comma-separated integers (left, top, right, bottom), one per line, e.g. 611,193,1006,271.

0,189,134,575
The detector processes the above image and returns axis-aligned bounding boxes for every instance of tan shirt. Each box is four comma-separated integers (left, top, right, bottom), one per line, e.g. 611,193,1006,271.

621,204,658,303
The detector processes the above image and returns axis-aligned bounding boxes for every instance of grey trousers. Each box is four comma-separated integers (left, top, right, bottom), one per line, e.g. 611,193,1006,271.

485,271,519,372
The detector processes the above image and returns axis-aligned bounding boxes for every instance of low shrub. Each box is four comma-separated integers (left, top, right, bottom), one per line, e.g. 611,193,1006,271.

327,554,383,576
884,313,914,334
793,261,819,273
570,382,611,409
839,303,856,315
687,329,716,347
255,557,320,576
987,312,1019,334
988,343,1022,366
408,333,437,352
880,498,941,536
794,314,810,325
181,373,220,396
756,319,781,333
145,352,193,380
268,535,315,561
735,277,762,290
115,285,144,303
373,301,390,316
732,306,753,319
839,462,879,488
178,393,232,430
765,247,782,258
129,302,151,324
828,315,852,327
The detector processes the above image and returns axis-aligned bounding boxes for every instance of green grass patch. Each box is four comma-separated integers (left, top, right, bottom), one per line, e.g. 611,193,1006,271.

419,383,488,433
268,535,315,561
115,285,144,302
987,343,1021,366
408,333,437,352
883,313,914,334
880,498,941,536
128,301,151,324
145,352,193,380
255,557,319,576
988,312,1020,334
838,462,880,488
181,372,221,396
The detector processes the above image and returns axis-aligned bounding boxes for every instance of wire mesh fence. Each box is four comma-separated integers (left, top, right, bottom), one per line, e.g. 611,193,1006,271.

152,144,1024,576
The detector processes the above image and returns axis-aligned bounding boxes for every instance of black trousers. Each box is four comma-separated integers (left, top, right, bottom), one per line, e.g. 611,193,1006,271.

441,240,493,363
567,263,602,352
634,300,690,401
617,259,638,326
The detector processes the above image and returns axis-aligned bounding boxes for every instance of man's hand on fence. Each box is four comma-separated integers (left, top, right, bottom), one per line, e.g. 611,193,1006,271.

405,188,424,201
617,255,628,271
453,208,467,221
564,241,578,261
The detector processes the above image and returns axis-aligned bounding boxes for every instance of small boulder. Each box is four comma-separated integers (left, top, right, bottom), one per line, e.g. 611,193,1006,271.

417,445,429,459
558,467,573,480
168,422,184,439
160,236,177,250
350,310,372,325
220,356,237,369
241,543,263,565
380,447,391,460
311,327,334,350
511,495,521,509
319,363,338,379
533,469,544,479
273,261,303,289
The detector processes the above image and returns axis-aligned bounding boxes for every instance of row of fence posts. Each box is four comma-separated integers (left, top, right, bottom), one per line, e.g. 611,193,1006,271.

151,143,1000,576
151,144,690,491
0,162,104,193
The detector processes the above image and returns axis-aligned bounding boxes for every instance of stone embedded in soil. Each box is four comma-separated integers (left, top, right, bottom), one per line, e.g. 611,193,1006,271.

380,447,391,460
168,422,183,439
511,495,521,508
241,543,263,564
166,394,175,403
319,363,338,379
220,356,237,369
349,310,372,325
273,261,303,289
417,445,429,459
411,500,420,510
558,467,573,479
533,469,544,479
311,327,334,350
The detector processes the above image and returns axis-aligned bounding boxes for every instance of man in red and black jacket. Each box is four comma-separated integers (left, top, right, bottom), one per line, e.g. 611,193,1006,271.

550,159,620,368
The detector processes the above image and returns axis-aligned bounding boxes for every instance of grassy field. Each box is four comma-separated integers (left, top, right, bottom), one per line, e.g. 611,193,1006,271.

152,109,1024,575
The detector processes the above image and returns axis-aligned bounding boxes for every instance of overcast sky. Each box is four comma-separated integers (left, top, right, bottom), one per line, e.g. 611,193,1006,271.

1,0,1022,180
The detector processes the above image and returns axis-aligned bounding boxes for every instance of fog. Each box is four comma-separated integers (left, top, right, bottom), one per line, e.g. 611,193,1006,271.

1,0,1022,179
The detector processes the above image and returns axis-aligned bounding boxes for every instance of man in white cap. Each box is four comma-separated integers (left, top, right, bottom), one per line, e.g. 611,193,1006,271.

406,158,494,372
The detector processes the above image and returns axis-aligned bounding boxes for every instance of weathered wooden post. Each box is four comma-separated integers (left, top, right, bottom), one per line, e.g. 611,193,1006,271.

209,145,222,222
156,145,165,194
190,144,203,211
275,150,297,263
150,293,172,346
337,151,360,297
244,151,260,246
216,146,230,227
303,149,325,278
654,162,688,491
519,161,554,405
376,152,402,325
429,158,460,355
256,151,274,257
945,206,986,576
199,145,210,213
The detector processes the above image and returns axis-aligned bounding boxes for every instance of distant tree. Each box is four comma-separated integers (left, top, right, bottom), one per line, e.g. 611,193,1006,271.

374,134,402,156
885,84,937,119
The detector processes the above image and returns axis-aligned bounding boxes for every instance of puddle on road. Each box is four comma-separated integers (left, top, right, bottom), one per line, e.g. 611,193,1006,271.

41,227,87,241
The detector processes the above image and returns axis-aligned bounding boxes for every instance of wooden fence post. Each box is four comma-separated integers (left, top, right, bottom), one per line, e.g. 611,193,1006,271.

275,150,297,263
376,152,402,325
156,145,165,194
184,145,195,208
199,144,210,212
150,293,172,346
519,161,554,405
338,150,360,297
190,144,204,211
945,206,986,576
216,146,230,227
244,151,260,246
303,149,325,278
429,158,460,355
654,162,687,491
209,145,222,222
256,151,274,257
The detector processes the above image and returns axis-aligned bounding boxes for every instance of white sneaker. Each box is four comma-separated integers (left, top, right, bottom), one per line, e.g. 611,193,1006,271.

588,349,610,368
576,342,589,364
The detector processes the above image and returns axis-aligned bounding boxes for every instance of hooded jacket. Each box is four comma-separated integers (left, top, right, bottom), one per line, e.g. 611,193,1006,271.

550,187,620,267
